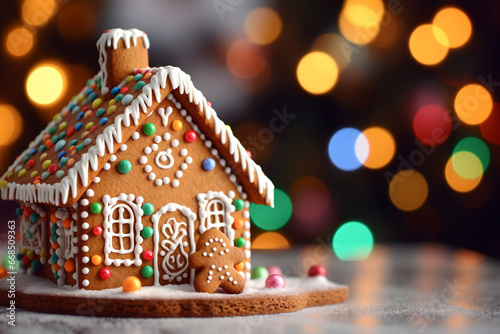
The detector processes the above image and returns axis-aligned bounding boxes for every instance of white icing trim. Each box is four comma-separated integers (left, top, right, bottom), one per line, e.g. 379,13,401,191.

1,65,274,207
97,28,150,95
151,203,196,286
197,191,236,245
102,193,144,267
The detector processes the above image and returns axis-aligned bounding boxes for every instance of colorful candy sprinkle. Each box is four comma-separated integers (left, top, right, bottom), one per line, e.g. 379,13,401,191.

99,268,111,280
117,160,132,174
122,276,141,293
142,123,156,136
172,120,183,131
142,203,154,215
134,81,145,91
55,140,66,152
233,199,244,211
141,265,153,278
202,158,215,171
122,94,133,105
265,274,285,288
251,266,269,279
48,164,58,174
142,250,153,261
90,203,102,214
141,227,153,239
111,87,120,96
92,98,103,109
234,237,245,248
96,108,106,118
107,105,117,115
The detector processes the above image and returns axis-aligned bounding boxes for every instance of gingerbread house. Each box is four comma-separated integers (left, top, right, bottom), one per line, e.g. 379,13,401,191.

0,28,274,290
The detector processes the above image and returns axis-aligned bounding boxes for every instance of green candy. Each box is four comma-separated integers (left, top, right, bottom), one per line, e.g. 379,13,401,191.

141,265,154,278
142,203,154,216
233,199,244,211
141,227,153,239
234,237,245,248
90,203,102,214
117,160,132,174
142,122,156,136
251,266,269,279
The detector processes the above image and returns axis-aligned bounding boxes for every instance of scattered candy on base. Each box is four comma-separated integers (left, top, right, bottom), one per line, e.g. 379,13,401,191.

251,266,269,279
122,276,142,293
265,274,285,288
267,265,282,276
308,265,327,277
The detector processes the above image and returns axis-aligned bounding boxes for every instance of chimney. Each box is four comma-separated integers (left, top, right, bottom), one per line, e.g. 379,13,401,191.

97,28,150,96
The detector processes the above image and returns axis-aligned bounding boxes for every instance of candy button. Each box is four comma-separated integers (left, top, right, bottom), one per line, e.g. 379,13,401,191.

64,259,75,272
122,94,134,105
142,203,154,216
92,98,103,109
141,265,153,278
251,266,269,279
92,226,103,236
99,268,111,280
117,160,132,174
141,227,153,239
202,158,215,171
172,120,182,131
122,276,141,293
134,81,145,91
184,130,197,143
233,199,244,211
142,123,156,136
90,203,102,214
234,237,245,248
96,108,106,118
92,255,102,265
42,160,52,170
142,250,153,261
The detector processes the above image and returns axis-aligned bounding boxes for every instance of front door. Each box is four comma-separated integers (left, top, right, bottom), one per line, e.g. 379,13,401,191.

151,204,196,286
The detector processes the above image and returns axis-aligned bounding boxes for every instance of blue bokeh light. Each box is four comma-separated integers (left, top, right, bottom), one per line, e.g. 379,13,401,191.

328,127,365,171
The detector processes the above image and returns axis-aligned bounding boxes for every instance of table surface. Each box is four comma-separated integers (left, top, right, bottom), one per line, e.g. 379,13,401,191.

1,244,499,334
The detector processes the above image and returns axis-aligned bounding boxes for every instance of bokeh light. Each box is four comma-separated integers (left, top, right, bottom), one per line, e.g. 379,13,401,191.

413,105,452,146
25,63,66,106
361,127,396,169
289,176,333,237
454,84,493,125
409,24,449,65
454,137,490,172
389,170,428,211
454,248,486,265
445,156,481,193
4,26,34,57
0,105,23,146
21,0,57,27
432,7,472,48
252,232,290,249
312,33,352,71
338,0,384,45
480,104,500,145
333,221,374,261
58,3,97,41
451,151,483,180
296,52,339,95
244,7,282,45
328,128,366,171
227,39,267,79
250,189,293,231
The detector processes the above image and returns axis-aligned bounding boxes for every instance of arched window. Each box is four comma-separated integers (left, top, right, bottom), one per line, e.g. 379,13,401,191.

198,191,236,245
102,194,144,266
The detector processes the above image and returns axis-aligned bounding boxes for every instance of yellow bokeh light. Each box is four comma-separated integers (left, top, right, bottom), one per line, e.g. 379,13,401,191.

451,151,483,180
26,63,66,106
297,52,338,95
433,7,472,48
252,232,290,250
22,0,57,27
4,26,34,57
409,24,449,65
339,0,384,45
0,104,23,146
454,84,493,125
312,33,352,71
445,156,481,193
389,170,428,211
244,7,282,45
362,127,396,169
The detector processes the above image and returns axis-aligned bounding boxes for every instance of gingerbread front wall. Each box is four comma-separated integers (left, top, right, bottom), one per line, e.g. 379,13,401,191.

75,96,251,290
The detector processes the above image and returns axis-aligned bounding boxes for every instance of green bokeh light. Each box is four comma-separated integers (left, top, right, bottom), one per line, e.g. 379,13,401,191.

250,188,292,231
333,221,374,261
453,137,490,172
451,151,483,180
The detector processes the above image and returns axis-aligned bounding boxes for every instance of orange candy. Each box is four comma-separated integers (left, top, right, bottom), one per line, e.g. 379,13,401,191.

51,213,58,223
0,267,7,279
122,276,141,293
52,242,60,250
233,219,244,229
62,218,72,229
64,259,75,272
92,255,102,265
53,263,61,271
235,262,245,271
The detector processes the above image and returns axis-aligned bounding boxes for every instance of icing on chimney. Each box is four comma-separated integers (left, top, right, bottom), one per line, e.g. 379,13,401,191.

97,28,150,96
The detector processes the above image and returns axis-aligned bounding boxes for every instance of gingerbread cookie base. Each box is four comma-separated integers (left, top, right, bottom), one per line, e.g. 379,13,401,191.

0,274,348,317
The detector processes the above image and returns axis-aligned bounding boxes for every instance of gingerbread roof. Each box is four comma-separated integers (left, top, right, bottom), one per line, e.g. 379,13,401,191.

0,29,274,208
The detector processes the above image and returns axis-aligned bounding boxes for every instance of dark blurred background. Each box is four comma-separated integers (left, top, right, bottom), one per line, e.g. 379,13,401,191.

0,0,499,261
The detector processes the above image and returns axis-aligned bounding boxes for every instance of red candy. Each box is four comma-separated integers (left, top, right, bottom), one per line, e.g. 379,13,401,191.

82,106,89,112
67,126,75,137
99,268,111,280
308,265,327,277
48,164,58,174
184,130,197,143
121,87,128,94
92,226,103,236
27,159,35,169
90,126,98,133
207,101,212,107
22,255,30,266
142,250,153,261
246,150,252,159
23,207,34,217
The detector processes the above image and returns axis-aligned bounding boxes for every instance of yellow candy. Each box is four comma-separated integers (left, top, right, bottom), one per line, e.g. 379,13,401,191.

40,251,47,259
92,98,103,109
39,153,47,162
30,171,38,178
108,99,116,106
7,172,13,179
0,180,7,188
21,248,28,255
59,122,67,130
26,250,35,260
92,255,102,265
84,110,92,119
17,169,27,177
126,75,134,82
42,160,52,169
86,122,94,130
107,105,117,115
